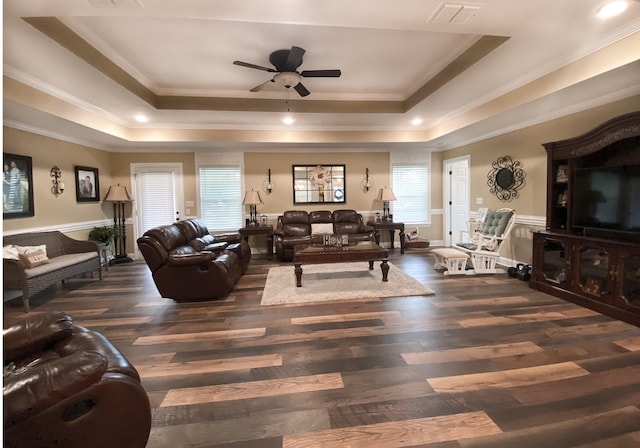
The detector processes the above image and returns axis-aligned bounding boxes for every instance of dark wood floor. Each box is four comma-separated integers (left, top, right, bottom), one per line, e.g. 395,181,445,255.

4,251,640,447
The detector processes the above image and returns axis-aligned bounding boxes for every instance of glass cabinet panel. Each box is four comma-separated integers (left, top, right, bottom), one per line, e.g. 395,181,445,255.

621,254,640,308
542,239,568,285
578,245,610,297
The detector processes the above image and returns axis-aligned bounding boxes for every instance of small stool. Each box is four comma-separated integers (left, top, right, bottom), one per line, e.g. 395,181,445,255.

431,248,469,275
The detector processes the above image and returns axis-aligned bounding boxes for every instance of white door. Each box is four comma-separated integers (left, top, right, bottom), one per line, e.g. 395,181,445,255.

443,156,470,246
130,163,184,259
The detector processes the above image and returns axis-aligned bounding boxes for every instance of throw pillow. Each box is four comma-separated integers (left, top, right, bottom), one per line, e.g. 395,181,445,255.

18,247,50,268
311,223,334,235
3,245,19,260
14,244,48,255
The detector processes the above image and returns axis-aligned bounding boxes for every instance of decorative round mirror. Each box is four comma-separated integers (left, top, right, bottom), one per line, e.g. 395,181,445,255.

487,156,525,201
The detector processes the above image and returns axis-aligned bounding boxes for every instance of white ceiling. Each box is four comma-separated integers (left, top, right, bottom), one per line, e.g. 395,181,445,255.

3,0,640,151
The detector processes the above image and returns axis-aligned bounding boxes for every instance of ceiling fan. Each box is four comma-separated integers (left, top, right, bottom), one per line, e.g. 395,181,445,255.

233,46,341,97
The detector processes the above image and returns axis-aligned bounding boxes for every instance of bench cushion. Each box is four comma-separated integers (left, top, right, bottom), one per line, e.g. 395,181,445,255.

23,253,99,278
431,248,469,259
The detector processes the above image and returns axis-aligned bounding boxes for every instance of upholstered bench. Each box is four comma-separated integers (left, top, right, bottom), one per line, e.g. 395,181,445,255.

431,248,470,275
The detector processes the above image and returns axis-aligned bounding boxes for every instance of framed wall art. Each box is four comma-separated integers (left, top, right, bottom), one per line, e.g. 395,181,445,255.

75,166,100,202
292,164,346,205
3,153,34,219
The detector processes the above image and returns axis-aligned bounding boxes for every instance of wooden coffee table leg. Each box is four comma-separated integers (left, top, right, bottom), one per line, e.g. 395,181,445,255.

380,259,389,282
294,263,303,287
368,260,374,270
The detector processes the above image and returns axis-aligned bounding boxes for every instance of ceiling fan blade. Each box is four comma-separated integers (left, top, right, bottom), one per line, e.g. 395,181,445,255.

300,69,341,78
293,82,310,97
233,60,275,72
286,46,305,70
250,79,275,92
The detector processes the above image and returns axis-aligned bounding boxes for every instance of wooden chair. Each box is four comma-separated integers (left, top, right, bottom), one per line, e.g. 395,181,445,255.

453,208,516,274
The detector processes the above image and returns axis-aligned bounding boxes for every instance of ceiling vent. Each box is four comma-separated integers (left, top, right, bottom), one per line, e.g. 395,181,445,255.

428,3,481,24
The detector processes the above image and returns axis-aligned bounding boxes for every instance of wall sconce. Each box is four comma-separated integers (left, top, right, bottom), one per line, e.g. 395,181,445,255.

361,168,374,192
50,166,65,196
263,169,275,194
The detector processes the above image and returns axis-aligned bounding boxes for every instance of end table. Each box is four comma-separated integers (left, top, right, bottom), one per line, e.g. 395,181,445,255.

366,221,405,254
239,225,274,259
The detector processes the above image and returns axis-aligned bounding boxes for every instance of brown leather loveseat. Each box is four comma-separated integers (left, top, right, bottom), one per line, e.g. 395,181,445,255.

3,311,151,448
274,209,375,261
137,218,251,301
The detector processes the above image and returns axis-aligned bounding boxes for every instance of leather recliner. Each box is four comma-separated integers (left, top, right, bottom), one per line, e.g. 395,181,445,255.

137,218,250,301
3,311,151,448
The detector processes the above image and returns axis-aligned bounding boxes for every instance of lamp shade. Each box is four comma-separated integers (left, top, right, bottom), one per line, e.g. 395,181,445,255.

378,187,397,202
242,190,263,205
104,185,133,202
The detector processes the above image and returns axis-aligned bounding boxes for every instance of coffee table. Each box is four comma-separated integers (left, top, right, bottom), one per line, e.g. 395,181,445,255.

293,241,389,287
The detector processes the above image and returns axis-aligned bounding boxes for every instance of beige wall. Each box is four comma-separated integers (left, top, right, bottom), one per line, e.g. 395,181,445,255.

440,95,640,263
109,151,197,206
3,127,113,239
243,152,389,223
4,95,639,262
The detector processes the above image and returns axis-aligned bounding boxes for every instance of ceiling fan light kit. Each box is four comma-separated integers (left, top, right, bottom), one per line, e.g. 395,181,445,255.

234,45,341,97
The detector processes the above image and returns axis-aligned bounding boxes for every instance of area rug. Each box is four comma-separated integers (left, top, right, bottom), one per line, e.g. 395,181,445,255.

261,262,435,305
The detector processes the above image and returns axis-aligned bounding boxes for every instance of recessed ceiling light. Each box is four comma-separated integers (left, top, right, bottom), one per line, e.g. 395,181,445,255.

597,1,628,18
411,118,423,126
134,114,149,123
282,115,295,125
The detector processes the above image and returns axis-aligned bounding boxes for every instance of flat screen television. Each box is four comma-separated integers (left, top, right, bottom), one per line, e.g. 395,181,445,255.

572,165,640,239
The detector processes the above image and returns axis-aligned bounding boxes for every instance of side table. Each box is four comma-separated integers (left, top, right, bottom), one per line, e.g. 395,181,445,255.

366,221,405,254
239,225,274,259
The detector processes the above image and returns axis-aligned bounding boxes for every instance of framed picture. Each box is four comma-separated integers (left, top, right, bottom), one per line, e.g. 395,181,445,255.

75,166,100,202
3,153,34,219
476,207,489,223
292,164,346,205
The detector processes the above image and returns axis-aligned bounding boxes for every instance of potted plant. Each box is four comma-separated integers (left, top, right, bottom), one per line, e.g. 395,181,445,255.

88,226,119,246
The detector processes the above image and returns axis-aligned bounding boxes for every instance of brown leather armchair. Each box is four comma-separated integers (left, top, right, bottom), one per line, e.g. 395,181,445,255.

3,311,151,448
137,218,250,301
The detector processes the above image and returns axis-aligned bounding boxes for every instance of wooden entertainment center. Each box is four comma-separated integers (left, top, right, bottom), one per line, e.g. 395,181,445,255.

529,111,640,325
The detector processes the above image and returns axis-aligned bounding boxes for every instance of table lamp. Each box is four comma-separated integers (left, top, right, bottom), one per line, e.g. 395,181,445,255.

243,189,263,225
378,187,397,220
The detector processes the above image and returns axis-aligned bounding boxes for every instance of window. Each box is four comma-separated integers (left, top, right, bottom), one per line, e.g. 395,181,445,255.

199,165,242,231
391,164,429,224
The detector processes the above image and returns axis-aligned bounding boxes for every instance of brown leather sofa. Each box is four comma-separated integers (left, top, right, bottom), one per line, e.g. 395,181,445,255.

3,311,151,448
274,209,375,261
136,218,251,301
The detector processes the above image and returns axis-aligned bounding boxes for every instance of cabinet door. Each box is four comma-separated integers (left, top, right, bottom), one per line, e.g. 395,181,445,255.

538,236,570,287
616,251,640,311
575,243,613,304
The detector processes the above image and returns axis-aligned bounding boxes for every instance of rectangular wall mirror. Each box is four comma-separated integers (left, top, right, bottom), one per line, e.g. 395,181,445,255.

292,164,346,204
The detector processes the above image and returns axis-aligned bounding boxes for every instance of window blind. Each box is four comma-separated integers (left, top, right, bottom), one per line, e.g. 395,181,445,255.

139,171,176,232
199,166,243,231
392,164,429,224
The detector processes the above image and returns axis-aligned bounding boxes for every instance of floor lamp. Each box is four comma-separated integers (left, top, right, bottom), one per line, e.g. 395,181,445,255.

104,185,133,264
